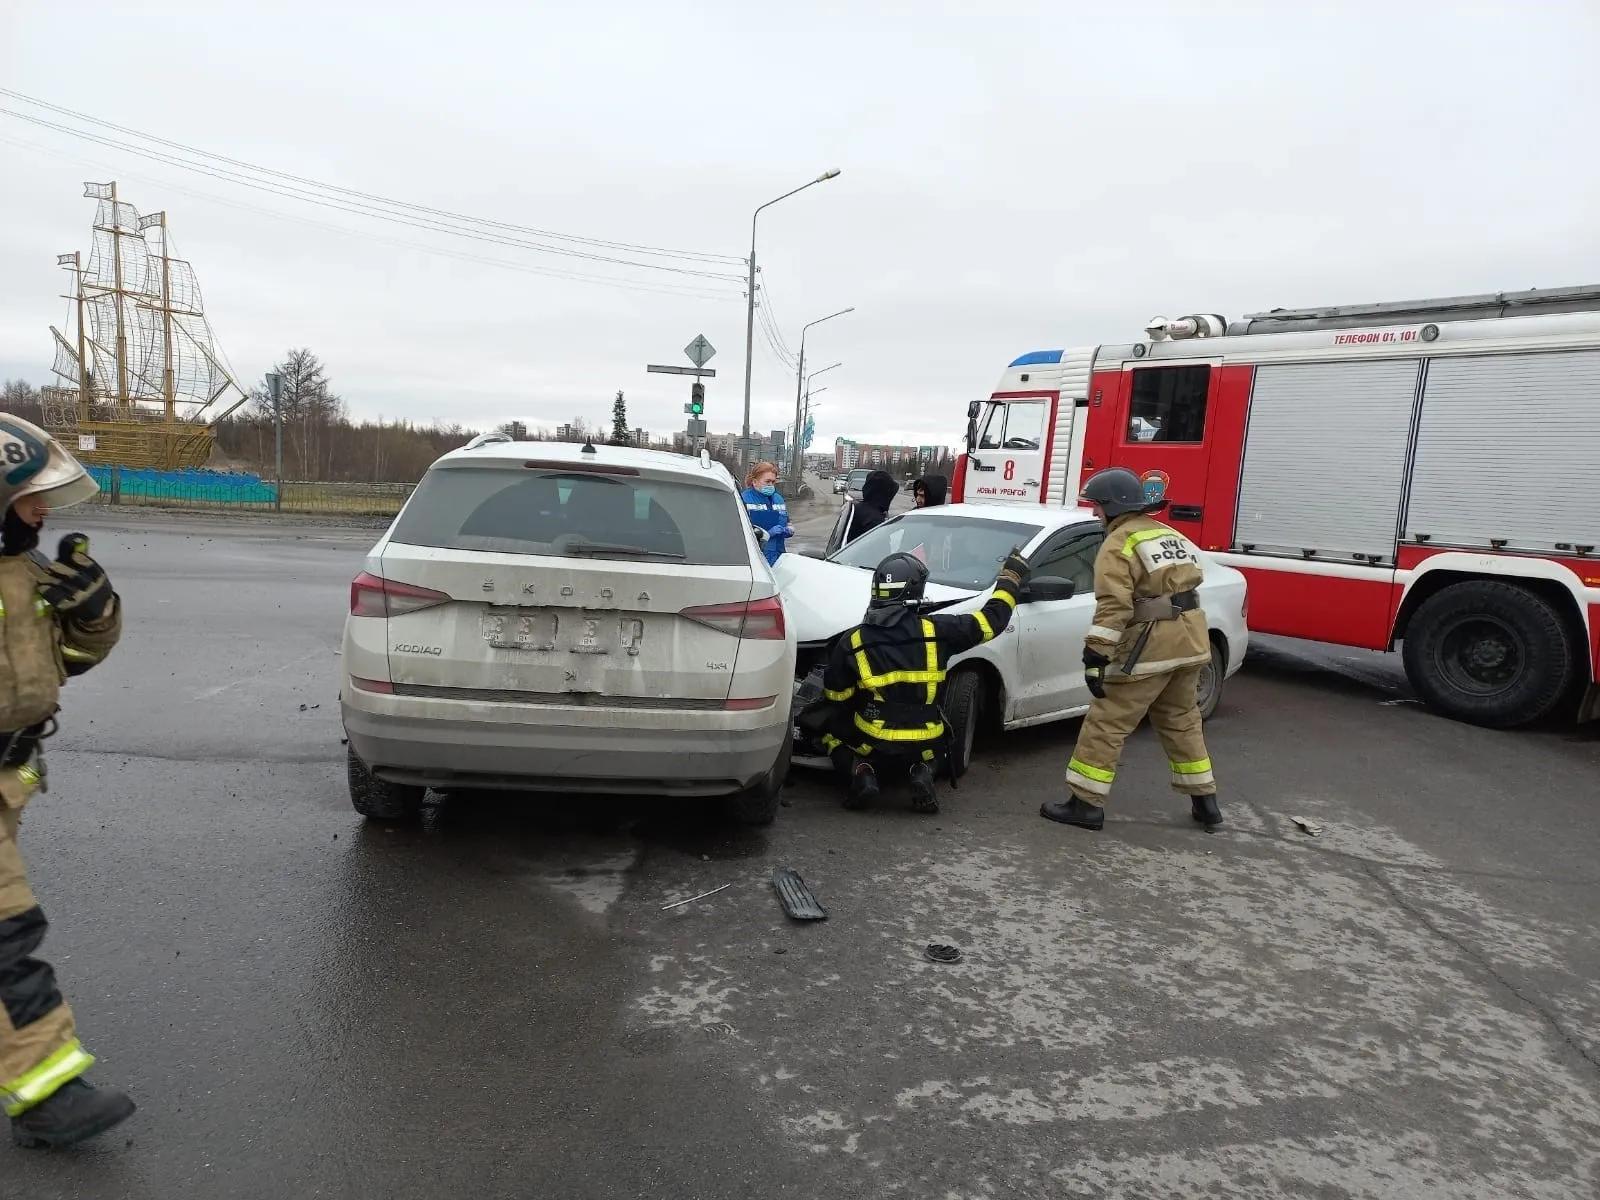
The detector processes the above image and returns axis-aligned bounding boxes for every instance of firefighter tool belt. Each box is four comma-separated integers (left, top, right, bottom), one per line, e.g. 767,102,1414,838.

1130,589,1199,623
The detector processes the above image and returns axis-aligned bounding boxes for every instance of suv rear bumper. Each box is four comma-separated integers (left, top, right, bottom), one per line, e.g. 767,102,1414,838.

342,701,788,796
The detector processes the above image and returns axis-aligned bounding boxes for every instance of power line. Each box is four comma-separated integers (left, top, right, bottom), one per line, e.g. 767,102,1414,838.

0,87,746,267
0,104,748,282
757,273,799,362
754,293,797,369
1,132,742,303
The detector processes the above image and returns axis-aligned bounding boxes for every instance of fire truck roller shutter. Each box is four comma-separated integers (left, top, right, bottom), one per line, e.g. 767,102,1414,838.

1405,350,1600,555
1233,359,1421,563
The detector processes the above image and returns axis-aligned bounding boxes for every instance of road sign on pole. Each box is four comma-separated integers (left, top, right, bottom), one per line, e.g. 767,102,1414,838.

647,364,716,377
684,335,716,368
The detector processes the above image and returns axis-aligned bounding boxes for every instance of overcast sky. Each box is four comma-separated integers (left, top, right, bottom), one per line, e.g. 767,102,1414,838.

2,1,1597,450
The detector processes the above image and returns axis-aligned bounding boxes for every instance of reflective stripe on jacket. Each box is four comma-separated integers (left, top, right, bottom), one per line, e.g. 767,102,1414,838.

819,578,1020,753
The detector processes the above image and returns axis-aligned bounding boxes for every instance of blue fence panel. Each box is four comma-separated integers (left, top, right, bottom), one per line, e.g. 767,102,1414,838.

88,466,279,505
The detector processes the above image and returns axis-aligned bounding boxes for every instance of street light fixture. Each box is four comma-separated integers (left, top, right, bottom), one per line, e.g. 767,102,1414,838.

789,307,853,490
740,169,842,444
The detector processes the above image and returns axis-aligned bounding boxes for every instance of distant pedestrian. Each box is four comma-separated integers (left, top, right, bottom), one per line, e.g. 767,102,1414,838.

742,462,793,566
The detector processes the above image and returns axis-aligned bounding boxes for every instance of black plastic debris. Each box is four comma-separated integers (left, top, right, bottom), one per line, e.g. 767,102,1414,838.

925,943,963,964
772,868,827,921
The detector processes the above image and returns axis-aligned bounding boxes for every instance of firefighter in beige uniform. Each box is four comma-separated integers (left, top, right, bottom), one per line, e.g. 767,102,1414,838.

0,415,135,1149
1040,467,1223,832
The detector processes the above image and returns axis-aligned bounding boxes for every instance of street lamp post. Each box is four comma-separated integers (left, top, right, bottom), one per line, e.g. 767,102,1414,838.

740,169,841,446
790,308,853,491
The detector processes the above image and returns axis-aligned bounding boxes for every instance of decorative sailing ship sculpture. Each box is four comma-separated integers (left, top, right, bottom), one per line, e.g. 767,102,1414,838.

42,182,250,470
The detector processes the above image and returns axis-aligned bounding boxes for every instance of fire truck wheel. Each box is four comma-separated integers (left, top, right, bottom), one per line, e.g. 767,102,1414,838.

943,670,984,781
1401,581,1578,728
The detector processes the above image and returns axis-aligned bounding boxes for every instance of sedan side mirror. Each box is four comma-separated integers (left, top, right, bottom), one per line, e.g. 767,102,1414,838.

1021,575,1075,603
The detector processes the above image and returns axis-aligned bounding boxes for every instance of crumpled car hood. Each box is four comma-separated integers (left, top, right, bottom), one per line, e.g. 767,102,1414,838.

772,552,982,643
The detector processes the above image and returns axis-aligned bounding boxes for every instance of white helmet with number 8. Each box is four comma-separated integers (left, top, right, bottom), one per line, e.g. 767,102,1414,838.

0,414,99,513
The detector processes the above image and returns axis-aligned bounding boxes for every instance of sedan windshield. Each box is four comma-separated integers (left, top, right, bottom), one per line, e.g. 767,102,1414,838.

830,511,1045,591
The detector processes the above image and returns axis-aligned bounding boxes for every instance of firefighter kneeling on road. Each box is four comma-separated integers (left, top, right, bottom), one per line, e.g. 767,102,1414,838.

1040,466,1223,833
0,416,135,1149
799,547,1030,814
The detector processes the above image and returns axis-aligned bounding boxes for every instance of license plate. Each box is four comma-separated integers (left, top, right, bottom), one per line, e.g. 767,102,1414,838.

481,607,557,651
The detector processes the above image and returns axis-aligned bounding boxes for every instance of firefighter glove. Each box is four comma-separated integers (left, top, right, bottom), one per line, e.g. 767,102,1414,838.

997,548,1032,590
40,534,114,622
1083,647,1110,700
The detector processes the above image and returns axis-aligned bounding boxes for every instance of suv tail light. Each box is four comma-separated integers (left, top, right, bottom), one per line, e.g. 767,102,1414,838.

680,595,786,640
350,571,451,618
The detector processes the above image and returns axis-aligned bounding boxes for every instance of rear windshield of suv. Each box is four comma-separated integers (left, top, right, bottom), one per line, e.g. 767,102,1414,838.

390,465,750,566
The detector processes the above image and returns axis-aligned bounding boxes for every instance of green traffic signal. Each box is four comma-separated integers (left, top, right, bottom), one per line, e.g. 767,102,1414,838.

690,382,705,415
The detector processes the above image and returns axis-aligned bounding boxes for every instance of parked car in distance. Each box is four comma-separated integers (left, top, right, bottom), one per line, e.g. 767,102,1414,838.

771,503,1249,777
340,436,796,826
834,467,871,498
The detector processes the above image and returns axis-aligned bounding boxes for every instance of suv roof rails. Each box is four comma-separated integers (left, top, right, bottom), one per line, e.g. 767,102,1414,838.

463,431,513,450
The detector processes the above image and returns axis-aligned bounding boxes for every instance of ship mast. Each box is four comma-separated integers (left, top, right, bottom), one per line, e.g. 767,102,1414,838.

70,252,89,409
153,210,177,421
105,181,130,403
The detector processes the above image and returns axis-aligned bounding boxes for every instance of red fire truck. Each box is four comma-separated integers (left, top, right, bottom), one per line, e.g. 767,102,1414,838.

951,285,1600,729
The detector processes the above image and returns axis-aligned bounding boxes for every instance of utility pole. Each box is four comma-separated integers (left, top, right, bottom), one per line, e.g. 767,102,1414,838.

266,372,284,513
740,169,842,442
788,309,852,493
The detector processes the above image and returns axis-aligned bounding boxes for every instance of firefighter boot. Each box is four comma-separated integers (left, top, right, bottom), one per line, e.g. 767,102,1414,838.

844,763,879,811
1190,793,1223,828
908,762,939,814
1040,797,1105,831
11,1078,136,1149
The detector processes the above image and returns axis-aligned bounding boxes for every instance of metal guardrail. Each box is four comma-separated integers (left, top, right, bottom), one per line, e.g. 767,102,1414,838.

84,466,415,517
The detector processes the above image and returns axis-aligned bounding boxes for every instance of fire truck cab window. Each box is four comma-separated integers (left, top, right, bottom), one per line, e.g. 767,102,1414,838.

980,400,1048,451
1127,365,1211,444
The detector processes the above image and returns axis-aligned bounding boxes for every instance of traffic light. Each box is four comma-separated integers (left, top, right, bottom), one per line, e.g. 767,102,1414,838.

690,382,705,415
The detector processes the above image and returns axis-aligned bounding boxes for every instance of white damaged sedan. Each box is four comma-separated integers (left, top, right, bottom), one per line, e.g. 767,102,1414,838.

773,504,1250,774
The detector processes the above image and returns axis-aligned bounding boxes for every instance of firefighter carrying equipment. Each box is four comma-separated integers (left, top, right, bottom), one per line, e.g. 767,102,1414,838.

805,548,1030,799
1051,503,1220,825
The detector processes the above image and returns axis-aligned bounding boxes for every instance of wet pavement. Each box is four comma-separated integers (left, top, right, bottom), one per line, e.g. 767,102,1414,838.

6,511,1599,1198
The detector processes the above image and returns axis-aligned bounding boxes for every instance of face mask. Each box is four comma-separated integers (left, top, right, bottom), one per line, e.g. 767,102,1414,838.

759,484,775,497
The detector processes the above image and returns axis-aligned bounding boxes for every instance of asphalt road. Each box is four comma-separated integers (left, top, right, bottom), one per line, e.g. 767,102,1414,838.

6,510,1599,1198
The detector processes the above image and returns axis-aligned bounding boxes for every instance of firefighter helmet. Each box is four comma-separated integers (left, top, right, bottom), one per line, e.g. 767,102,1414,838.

869,552,930,609
0,415,98,513
1078,466,1156,520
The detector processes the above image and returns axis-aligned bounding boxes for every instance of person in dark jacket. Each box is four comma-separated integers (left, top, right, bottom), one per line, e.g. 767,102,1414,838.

844,469,898,546
799,547,1030,813
912,475,948,508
